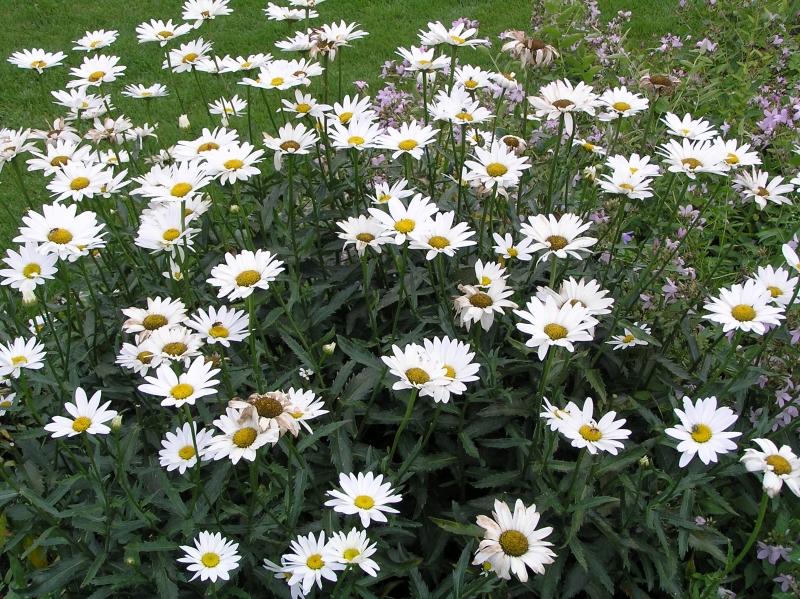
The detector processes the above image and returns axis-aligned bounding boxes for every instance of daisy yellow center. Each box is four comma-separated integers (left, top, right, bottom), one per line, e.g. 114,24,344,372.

162,228,181,242
480,276,491,285
198,142,220,152
158,30,174,39
182,52,199,64
253,396,284,418
280,140,300,152
171,182,193,197
546,235,568,250
612,101,631,112
444,365,456,378
22,263,41,278
398,139,418,151
142,314,168,330
170,383,194,399
725,153,739,165
200,552,220,568
178,445,196,460
11,356,27,366
486,163,508,177
766,454,792,475
50,155,69,167
70,177,90,190
579,424,602,441
767,286,782,298
295,102,312,113
405,367,430,385
544,323,568,340
270,77,285,86
72,416,92,432
0,401,10,408
354,495,375,509
464,79,478,89
343,548,360,561
163,342,188,356
140,91,152,97
731,304,756,322
209,323,229,338
394,218,415,234
348,135,366,146
498,530,529,557
417,59,432,66
469,292,493,308
450,34,466,44
455,111,473,122
235,269,261,287
224,158,244,170
508,247,519,257
87,71,105,82
428,235,450,249
47,228,73,244
339,111,353,123
291,410,304,418
136,351,153,364
356,232,375,242
619,183,635,191
690,424,712,443
306,554,324,570
232,427,258,448
680,128,691,136
552,99,574,109
240,61,251,68
622,334,635,343
31,60,47,69
581,142,596,151
681,157,702,170
755,186,770,197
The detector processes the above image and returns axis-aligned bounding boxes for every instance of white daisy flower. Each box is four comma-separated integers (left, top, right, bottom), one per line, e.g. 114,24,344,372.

138,356,220,408
605,153,661,179
140,325,203,367
0,337,46,378
740,438,800,498
173,127,239,162
528,79,599,133
520,213,597,262
46,161,113,202
733,168,794,210
782,243,800,274
8,48,67,73
606,322,652,350
281,90,330,120
217,53,272,73
752,265,797,306
418,20,488,48
228,391,299,437
380,342,449,398
182,0,233,27
597,86,648,120
203,142,264,185
177,531,241,583
559,397,631,455
539,397,580,433
369,178,414,205
132,160,212,203
703,279,785,335
15,202,106,263
163,38,213,73
207,407,279,464
207,249,285,301
464,141,531,191
264,3,309,22
0,242,58,298
115,336,156,375
599,170,654,200
26,139,94,175
421,336,480,403
286,387,328,433
187,305,249,347
535,277,614,316
661,112,718,141
136,19,193,46
0,392,16,416
327,528,380,576
208,95,248,120
572,138,606,155
472,499,556,582
375,121,439,161
665,396,741,467
713,138,761,170
324,471,402,527
159,423,215,474
336,215,393,256
368,194,439,244
492,233,535,262
282,532,343,595
44,388,117,438
122,83,169,99
135,203,199,256
328,94,376,126
122,297,187,336
67,54,126,88
455,64,493,91
395,46,450,82
474,260,507,287
453,281,518,332
73,30,118,52
329,118,382,151
429,86,493,126
658,138,728,179
262,122,318,170
262,557,303,599
409,211,476,260
514,296,598,361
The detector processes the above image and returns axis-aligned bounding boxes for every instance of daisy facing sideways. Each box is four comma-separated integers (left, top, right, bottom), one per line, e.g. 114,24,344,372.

324,471,403,527
44,388,117,438
664,395,741,467
740,438,800,497
472,499,556,582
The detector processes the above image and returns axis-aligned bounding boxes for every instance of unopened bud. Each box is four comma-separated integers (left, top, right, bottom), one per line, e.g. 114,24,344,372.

322,342,336,355
229,204,240,214
111,415,123,431
638,455,651,469
178,114,190,129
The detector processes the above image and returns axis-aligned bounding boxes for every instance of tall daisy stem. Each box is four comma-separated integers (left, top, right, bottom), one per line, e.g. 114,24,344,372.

388,388,418,463
247,295,264,393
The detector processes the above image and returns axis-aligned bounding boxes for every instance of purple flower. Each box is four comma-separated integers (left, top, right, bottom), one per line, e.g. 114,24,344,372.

353,80,368,92
757,542,791,565
774,574,794,592
621,231,634,244
695,38,717,53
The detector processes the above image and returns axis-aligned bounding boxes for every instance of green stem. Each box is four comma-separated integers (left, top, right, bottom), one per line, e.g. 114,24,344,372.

387,388,418,463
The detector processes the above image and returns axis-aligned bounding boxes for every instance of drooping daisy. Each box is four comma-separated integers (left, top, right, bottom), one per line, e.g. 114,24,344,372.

203,142,264,184
606,322,652,350
138,356,220,408
418,20,488,48
514,296,598,361
472,499,556,582
713,138,761,170
0,391,16,416
639,72,680,94
658,139,728,179
15,202,106,262
492,233,535,262
421,336,480,403
664,396,741,467
0,243,58,298
186,306,249,347
375,121,439,161
740,438,800,498
44,388,117,438
285,387,328,433
536,277,614,316
264,3,309,22
703,279,785,335
499,30,558,67
159,423,215,474
136,19,193,46
208,407,279,464
520,213,597,262
73,30,119,52
228,391,299,437
752,265,797,306
327,529,380,576
8,48,67,73
324,471,402,527
67,54,126,88
733,168,794,210
662,112,718,141
177,531,241,583
336,215,393,256
122,297,187,336
453,281,518,332
0,336,45,379
282,532,343,596
464,141,531,191
262,557,303,599
380,342,448,398
368,194,439,244
262,122,318,170
528,79,599,133
369,178,414,205
597,86,649,120
182,0,233,26
207,249,285,301
408,211,476,260
559,397,631,454
329,118,382,151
